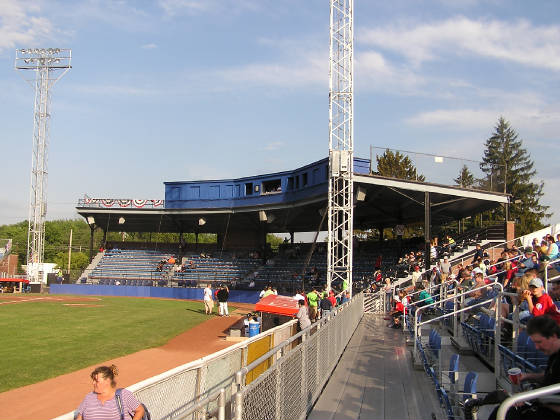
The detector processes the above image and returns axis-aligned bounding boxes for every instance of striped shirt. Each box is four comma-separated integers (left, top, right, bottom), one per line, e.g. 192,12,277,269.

78,390,140,420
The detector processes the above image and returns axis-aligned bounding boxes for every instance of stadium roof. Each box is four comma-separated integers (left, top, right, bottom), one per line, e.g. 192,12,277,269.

76,173,508,234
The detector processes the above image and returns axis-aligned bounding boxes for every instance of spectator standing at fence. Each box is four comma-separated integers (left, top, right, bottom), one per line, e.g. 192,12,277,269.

383,278,392,312
76,365,145,420
320,294,333,319
293,289,305,301
296,299,311,331
522,278,560,325
217,285,229,317
411,265,422,285
307,288,319,322
440,257,451,283
203,285,214,315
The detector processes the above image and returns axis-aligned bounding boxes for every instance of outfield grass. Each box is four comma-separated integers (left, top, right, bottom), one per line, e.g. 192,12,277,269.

0,295,222,393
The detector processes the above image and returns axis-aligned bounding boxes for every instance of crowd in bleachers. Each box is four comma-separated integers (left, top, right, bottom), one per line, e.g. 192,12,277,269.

372,231,560,420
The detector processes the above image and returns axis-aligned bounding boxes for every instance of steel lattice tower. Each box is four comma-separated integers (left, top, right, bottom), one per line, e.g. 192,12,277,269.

327,0,353,296
15,48,71,283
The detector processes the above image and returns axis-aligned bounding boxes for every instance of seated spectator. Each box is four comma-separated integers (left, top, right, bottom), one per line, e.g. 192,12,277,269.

463,272,488,307
416,284,434,307
485,316,560,420
549,281,560,304
515,249,538,277
542,235,559,261
388,290,408,328
471,243,484,263
522,278,560,325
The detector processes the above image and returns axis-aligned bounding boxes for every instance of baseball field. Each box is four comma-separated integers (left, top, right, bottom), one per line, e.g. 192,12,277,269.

0,294,221,393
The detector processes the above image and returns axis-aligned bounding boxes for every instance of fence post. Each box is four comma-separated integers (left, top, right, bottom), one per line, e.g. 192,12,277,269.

233,391,243,420
494,294,502,383
217,388,225,420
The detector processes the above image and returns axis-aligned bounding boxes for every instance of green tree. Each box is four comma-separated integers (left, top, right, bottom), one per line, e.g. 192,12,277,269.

480,117,550,234
375,149,425,181
53,251,90,272
454,165,475,188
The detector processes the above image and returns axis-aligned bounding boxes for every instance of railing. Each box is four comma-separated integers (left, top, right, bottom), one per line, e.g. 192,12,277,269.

496,383,560,420
52,293,364,420
231,293,364,420
77,197,164,208
52,318,298,420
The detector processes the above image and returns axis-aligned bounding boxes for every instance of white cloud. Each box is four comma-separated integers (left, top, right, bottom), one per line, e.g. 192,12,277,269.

158,0,261,16
0,0,55,52
71,83,163,97
141,43,158,49
261,141,285,151
360,16,560,71
406,108,497,128
356,50,425,94
212,51,327,89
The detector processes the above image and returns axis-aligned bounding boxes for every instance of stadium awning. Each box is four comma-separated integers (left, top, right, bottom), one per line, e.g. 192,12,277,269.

255,294,299,316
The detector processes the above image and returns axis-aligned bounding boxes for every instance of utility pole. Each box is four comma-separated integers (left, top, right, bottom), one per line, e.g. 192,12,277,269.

327,0,354,296
67,228,73,275
15,48,71,283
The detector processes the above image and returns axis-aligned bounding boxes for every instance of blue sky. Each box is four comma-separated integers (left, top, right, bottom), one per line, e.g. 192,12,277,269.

0,0,558,228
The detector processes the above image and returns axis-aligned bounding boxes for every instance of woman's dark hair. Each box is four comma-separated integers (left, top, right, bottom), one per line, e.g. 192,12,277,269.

298,299,305,306
527,316,560,338
91,364,118,387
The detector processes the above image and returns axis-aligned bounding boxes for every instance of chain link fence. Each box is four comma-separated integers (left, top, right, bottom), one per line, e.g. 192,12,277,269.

52,295,363,420
232,293,364,420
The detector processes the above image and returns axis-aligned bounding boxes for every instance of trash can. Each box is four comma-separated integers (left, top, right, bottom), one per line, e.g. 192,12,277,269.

248,320,260,337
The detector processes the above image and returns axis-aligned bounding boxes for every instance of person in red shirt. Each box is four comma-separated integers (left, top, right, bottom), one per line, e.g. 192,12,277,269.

327,290,337,307
522,278,560,325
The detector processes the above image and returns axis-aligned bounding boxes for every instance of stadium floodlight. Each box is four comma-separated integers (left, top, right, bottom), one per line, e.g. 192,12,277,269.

198,217,206,226
15,48,71,283
87,216,95,225
118,217,126,225
327,0,354,296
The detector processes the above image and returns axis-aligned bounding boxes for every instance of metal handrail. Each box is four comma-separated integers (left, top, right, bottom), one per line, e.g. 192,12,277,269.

413,281,504,379
174,387,226,420
496,383,560,420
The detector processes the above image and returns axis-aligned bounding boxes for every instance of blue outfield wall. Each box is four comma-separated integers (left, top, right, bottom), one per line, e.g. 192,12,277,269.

50,284,261,304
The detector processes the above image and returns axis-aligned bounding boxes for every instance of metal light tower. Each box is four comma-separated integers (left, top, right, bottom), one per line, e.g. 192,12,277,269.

327,0,354,296
15,48,71,282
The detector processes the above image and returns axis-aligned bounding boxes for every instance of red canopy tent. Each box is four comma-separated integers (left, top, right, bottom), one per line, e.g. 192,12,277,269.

255,294,299,317
0,278,29,284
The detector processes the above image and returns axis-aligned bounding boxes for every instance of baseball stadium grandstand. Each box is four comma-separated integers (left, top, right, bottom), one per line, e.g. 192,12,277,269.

43,153,560,420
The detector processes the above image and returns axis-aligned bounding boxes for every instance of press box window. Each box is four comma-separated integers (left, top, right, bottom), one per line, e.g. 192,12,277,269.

263,179,281,194
302,173,308,186
245,183,253,196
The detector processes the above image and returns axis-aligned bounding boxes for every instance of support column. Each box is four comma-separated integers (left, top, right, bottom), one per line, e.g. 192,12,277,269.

424,192,431,271
89,224,95,263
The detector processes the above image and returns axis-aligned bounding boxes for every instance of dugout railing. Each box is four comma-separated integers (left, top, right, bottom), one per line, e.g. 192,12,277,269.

52,293,363,420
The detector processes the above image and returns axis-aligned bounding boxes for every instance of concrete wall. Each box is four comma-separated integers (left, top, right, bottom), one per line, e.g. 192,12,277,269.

50,284,260,303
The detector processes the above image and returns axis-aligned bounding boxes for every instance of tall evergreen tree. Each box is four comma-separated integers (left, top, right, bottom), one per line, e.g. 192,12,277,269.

375,149,425,181
480,117,550,235
454,165,475,188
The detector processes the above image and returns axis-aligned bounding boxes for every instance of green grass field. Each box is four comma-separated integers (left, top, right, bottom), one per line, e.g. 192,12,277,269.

0,295,220,393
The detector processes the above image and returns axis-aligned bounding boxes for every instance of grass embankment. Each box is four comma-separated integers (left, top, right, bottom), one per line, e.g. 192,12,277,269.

0,295,216,393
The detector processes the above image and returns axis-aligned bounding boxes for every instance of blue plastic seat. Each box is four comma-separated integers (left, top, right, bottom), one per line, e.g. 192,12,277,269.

463,371,478,402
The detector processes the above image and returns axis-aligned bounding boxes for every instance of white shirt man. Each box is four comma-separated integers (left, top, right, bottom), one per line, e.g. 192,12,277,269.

203,286,214,315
